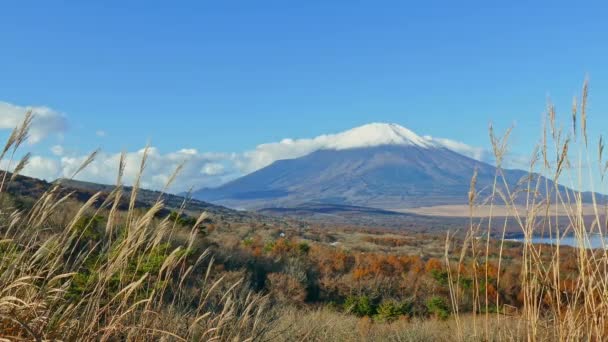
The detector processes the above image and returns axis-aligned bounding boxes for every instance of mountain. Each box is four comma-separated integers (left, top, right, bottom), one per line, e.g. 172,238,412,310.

193,123,550,210
1,171,478,234
2,173,276,224
57,178,248,218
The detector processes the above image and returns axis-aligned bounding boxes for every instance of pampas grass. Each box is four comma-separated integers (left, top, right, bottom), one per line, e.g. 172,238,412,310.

447,78,608,341
0,116,269,341
3,79,608,341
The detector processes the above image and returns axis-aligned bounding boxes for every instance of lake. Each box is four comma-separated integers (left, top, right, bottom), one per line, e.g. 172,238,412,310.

509,235,608,249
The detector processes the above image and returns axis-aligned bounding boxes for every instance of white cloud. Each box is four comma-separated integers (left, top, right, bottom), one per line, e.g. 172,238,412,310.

4,122,521,193
234,124,499,174
236,139,321,173
57,147,236,192
21,156,61,180
0,101,68,143
96,130,106,137
50,145,64,156
423,136,494,163
201,163,225,176
234,123,430,173
178,148,198,155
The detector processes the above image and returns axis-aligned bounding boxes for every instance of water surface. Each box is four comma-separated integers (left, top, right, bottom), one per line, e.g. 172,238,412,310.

510,235,608,249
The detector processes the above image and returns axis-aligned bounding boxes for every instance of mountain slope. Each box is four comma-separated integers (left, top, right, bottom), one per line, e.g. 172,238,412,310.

195,144,530,209
192,123,535,209
2,173,269,223
58,178,241,217
193,123,602,211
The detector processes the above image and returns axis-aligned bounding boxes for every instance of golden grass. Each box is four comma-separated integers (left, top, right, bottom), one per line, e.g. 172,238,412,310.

447,78,608,341
268,306,530,341
0,117,270,340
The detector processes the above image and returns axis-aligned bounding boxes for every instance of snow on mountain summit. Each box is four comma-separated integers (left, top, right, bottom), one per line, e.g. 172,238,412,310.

323,123,435,150
243,123,442,174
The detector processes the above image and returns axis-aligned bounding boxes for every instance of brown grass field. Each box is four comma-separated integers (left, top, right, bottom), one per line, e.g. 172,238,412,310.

395,204,600,217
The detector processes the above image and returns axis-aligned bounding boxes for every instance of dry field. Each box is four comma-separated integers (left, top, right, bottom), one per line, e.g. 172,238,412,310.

394,204,600,217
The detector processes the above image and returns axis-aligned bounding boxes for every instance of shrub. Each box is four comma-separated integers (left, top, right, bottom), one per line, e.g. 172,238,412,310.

431,269,449,286
297,242,310,254
426,296,450,320
267,272,307,304
72,214,104,241
344,295,376,317
375,300,412,322
168,211,198,227
264,241,276,253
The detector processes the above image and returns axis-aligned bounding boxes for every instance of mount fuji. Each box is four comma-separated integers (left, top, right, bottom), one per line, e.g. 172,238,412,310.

192,123,581,210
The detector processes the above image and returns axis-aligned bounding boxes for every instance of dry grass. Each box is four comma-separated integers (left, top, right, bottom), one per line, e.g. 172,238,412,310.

446,79,608,341
395,204,599,217
268,307,529,341
315,230,446,256
0,116,271,341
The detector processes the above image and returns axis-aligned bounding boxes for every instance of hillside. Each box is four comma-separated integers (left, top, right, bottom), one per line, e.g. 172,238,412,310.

3,173,286,226
193,124,597,211
57,178,248,218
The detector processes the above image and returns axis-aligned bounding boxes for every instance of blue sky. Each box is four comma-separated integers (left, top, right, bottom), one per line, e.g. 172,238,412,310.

1,1,608,191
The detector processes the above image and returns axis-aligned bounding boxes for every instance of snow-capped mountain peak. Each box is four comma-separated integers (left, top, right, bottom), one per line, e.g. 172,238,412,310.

322,123,435,150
